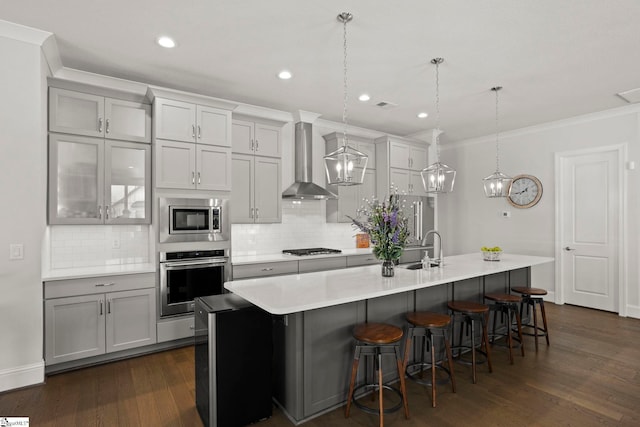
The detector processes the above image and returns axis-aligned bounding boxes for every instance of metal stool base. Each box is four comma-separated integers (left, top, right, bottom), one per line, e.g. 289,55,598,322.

352,383,403,415
406,362,453,387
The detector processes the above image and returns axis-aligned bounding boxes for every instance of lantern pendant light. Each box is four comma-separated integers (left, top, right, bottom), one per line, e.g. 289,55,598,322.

482,86,513,197
324,12,368,186
421,58,456,193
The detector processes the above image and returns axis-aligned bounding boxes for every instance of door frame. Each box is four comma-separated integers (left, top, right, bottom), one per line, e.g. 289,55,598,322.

554,143,627,316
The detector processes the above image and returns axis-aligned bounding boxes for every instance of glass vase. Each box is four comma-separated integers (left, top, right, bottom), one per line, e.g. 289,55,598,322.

381,259,394,277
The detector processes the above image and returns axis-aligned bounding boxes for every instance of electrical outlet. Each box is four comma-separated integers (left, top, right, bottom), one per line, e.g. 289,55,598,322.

112,239,121,249
9,243,24,260
501,211,511,218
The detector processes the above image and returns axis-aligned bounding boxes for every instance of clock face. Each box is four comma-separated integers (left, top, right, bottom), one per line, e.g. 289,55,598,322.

507,175,543,208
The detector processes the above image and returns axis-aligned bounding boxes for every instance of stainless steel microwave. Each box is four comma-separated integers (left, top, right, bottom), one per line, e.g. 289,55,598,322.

159,197,230,243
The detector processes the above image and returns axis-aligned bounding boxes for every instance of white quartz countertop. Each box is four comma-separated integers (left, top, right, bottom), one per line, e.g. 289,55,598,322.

224,253,554,315
42,263,156,281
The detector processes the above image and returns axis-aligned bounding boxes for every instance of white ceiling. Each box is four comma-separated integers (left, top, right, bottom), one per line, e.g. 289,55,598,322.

2,0,640,142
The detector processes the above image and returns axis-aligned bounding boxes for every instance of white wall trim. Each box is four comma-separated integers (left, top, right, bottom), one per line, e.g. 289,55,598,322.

626,305,640,319
41,34,62,76
0,360,45,393
447,103,640,150
0,19,51,45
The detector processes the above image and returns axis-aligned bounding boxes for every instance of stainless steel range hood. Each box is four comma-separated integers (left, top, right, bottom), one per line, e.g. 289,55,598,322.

282,121,337,200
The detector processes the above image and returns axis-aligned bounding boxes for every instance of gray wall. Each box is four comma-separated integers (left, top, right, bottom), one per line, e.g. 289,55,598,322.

439,109,640,315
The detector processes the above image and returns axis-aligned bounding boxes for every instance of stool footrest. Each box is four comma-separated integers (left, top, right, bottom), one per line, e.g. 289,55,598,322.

352,384,404,415
406,362,453,387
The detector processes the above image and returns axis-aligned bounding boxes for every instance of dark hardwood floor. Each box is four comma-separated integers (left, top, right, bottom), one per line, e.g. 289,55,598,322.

1,303,639,426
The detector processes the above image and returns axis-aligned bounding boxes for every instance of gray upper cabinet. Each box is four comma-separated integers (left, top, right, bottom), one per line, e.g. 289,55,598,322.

49,88,151,143
231,153,281,223
232,119,281,157
48,134,151,224
154,98,231,146
375,136,429,199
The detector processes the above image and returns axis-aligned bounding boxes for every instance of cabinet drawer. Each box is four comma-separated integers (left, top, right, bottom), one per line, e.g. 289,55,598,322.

346,254,379,267
44,273,155,299
157,315,195,342
233,261,298,279
298,257,346,273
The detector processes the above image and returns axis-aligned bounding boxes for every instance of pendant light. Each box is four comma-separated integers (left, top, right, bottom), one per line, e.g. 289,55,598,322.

482,86,512,197
421,58,456,193
324,12,368,186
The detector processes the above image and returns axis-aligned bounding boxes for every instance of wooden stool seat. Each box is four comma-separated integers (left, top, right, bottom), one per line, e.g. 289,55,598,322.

448,300,490,314
484,293,521,304
511,286,547,296
353,322,403,344
406,312,451,328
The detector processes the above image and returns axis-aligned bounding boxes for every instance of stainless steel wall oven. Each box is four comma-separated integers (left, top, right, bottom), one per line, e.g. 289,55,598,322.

159,249,230,317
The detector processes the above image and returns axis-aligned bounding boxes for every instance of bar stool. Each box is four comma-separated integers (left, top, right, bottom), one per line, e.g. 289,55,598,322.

483,293,525,364
345,322,410,426
402,312,456,407
447,300,493,384
511,286,550,351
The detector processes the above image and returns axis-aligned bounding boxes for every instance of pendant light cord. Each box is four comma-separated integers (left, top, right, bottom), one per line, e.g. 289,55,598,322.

342,15,349,148
435,60,440,162
493,86,502,172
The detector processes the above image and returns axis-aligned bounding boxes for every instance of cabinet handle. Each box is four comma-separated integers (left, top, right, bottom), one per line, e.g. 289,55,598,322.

105,118,110,134
98,118,103,133
192,171,195,184
105,205,110,220
98,205,102,220
255,139,259,151
255,208,259,219
95,282,115,287
99,299,103,315
197,125,201,139
192,124,196,138
250,207,254,219
261,267,274,272
250,139,254,151
189,325,195,330
197,171,201,184
107,299,111,314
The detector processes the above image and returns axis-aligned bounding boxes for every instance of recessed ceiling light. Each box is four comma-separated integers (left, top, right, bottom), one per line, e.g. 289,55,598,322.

417,112,428,119
278,70,292,80
157,36,176,48
358,94,371,102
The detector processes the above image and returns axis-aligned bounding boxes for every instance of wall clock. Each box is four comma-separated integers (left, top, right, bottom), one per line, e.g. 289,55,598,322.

507,174,543,208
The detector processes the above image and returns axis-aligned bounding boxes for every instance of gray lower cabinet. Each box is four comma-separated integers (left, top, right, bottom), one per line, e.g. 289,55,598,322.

274,301,366,421
298,257,346,273
44,274,156,365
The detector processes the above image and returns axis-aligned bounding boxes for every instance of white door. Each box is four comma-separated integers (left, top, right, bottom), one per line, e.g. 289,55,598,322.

254,123,281,157
104,98,151,143
231,154,254,223
49,88,104,138
106,288,156,353
154,98,196,142
155,140,196,189
231,119,255,155
558,147,623,312
254,156,281,223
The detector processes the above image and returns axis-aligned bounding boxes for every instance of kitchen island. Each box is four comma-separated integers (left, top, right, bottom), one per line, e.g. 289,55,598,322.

224,253,553,424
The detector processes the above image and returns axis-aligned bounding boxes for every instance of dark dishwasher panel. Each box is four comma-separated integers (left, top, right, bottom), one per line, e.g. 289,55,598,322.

195,294,273,427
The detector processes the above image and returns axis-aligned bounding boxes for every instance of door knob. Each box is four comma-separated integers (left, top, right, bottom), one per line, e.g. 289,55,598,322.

564,246,575,251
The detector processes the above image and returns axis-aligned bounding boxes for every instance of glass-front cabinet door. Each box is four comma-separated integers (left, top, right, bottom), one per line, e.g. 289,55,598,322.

48,134,104,224
104,141,151,223
48,135,151,225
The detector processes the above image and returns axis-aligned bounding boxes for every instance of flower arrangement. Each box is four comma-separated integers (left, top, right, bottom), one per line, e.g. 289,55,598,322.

349,190,410,262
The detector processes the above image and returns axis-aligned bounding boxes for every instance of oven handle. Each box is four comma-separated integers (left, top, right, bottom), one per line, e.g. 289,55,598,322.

163,259,228,270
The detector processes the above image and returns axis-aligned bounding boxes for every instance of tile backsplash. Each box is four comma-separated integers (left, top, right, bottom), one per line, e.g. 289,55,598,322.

232,200,358,256
47,225,151,269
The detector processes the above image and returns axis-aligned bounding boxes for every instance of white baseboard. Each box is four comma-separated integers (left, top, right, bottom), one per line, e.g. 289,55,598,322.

543,291,555,303
0,360,45,393
625,305,640,319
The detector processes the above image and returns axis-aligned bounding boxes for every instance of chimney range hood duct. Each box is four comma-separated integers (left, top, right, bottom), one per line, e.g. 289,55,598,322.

282,122,337,200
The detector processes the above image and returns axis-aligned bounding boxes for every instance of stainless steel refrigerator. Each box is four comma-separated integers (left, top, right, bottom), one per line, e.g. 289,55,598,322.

195,294,273,427
402,195,435,248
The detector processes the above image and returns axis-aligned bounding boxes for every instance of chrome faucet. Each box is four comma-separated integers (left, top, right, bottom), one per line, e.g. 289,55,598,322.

421,229,443,267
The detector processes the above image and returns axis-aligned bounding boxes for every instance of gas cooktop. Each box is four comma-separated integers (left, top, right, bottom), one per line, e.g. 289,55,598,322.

282,248,342,256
